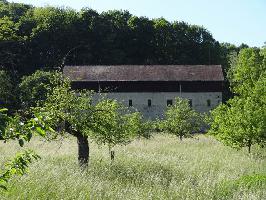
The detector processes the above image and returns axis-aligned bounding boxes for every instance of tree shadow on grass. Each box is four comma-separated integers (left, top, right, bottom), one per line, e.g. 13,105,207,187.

87,159,185,188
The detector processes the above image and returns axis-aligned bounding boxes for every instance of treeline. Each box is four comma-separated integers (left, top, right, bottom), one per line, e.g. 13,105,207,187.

0,0,248,77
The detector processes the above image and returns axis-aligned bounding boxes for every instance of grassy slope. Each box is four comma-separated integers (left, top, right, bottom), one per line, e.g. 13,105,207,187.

0,134,265,200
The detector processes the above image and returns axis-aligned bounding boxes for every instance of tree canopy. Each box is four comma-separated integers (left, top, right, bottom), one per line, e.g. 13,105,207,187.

162,97,203,140
19,70,66,109
0,1,246,76
209,48,266,153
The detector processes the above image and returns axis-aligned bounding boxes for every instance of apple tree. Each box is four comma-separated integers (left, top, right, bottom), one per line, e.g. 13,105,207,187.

162,97,202,140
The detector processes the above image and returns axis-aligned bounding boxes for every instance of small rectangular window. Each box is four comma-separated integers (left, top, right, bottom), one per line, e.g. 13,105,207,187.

207,99,211,107
189,99,192,107
129,99,132,107
167,99,173,106
148,99,151,107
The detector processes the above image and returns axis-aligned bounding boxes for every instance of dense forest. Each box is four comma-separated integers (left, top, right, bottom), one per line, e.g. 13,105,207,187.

0,0,250,77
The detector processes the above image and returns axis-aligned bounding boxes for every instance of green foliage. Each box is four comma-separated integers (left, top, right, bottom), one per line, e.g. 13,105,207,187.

31,7,78,32
0,106,53,145
91,99,142,149
3,113,54,144
209,95,266,152
233,174,266,188
0,1,32,22
0,16,19,40
0,71,12,102
0,70,18,109
162,97,202,140
0,108,8,138
0,1,224,76
215,174,266,199
0,107,51,190
37,84,93,135
227,48,265,96
137,120,156,139
19,70,67,109
38,81,143,161
0,150,40,190
209,48,266,153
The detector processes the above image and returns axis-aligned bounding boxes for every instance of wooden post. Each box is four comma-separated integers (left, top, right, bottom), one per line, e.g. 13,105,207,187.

111,150,115,161
179,83,182,96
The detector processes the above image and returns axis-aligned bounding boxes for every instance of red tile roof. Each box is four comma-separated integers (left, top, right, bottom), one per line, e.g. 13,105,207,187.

63,65,224,82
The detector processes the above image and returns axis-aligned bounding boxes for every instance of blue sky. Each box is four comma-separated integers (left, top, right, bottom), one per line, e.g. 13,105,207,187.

11,0,266,47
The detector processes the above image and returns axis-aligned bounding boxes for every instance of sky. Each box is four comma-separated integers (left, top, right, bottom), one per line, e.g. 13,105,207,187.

11,0,266,47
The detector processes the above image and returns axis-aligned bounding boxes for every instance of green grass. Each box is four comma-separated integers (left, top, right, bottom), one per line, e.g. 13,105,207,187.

0,134,265,199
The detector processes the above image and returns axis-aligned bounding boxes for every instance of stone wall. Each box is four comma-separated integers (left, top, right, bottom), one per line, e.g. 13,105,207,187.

93,92,222,120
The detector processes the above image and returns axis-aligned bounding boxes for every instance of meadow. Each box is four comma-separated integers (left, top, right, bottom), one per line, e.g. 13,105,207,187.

0,134,265,200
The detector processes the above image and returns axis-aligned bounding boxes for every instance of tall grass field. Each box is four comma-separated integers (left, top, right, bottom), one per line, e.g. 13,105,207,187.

0,134,265,199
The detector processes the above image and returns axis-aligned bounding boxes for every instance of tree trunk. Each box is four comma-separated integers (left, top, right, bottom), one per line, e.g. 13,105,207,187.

63,121,90,168
110,150,115,161
179,135,183,141
248,140,252,153
109,146,115,161
77,133,89,167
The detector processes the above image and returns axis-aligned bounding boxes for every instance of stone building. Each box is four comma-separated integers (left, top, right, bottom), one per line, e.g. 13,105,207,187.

63,65,224,119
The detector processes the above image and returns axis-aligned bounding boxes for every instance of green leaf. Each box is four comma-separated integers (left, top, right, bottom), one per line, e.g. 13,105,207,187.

35,126,46,136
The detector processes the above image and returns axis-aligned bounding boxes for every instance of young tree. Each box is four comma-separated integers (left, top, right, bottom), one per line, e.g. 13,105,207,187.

162,97,202,140
91,99,142,161
209,48,266,153
210,101,265,153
